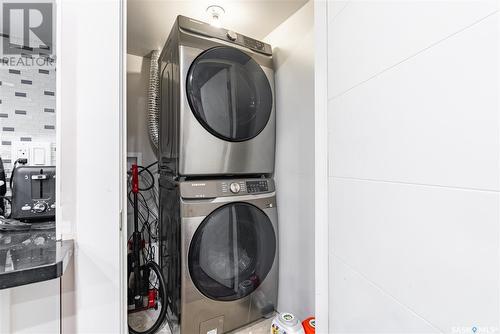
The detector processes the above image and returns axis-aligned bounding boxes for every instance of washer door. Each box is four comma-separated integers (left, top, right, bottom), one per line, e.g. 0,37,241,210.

186,46,273,142
188,202,276,301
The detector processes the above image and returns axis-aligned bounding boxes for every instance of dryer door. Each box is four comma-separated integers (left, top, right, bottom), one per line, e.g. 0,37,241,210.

188,202,276,301
186,46,273,142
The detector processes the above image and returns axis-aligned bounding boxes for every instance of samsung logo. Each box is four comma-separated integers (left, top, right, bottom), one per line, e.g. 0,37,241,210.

191,183,206,187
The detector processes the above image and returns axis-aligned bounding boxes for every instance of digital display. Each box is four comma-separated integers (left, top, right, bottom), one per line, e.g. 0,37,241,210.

243,36,265,50
246,180,268,193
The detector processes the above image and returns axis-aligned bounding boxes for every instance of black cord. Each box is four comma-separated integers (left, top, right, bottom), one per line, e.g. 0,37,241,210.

127,162,159,264
128,191,149,224
137,167,155,191
9,159,27,190
141,161,158,171
10,165,16,190
127,167,155,191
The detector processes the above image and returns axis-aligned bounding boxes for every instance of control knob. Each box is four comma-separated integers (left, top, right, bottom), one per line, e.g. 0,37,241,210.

33,202,47,213
226,30,237,41
229,182,241,194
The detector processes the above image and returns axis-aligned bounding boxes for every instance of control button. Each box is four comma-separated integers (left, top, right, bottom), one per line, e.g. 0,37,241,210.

229,182,241,193
50,204,56,209
21,205,31,211
246,180,268,193
243,36,265,50
33,202,47,213
226,30,237,41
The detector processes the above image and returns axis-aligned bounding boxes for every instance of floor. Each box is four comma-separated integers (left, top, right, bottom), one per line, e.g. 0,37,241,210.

129,312,274,334
229,317,274,334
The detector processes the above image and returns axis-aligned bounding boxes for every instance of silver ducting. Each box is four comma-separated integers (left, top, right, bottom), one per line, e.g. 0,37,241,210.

148,50,160,150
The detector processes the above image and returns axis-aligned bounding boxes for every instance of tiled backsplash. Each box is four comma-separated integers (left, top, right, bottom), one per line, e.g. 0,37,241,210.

0,37,56,191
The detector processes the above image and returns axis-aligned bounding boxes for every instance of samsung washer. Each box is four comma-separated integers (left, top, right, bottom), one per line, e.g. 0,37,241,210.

159,177,278,334
159,16,275,177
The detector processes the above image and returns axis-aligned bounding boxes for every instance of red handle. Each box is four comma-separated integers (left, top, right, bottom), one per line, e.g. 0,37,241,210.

132,164,139,194
148,289,157,308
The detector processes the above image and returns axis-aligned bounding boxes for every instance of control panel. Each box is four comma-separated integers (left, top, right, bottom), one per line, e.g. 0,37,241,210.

221,180,247,195
181,178,274,199
221,180,270,195
246,180,269,193
178,16,273,56
242,36,266,52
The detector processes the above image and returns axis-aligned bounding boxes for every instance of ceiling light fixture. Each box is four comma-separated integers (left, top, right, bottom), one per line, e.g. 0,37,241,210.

206,5,225,28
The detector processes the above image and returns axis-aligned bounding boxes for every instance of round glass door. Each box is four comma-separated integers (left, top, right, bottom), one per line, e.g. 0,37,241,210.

188,202,276,301
186,46,273,142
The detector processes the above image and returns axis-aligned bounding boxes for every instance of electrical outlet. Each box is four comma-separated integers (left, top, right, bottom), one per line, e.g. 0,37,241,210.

11,142,30,162
11,142,53,165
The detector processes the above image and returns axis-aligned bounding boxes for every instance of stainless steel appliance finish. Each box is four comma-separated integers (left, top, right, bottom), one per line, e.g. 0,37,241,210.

159,16,276,177
160,177,278,334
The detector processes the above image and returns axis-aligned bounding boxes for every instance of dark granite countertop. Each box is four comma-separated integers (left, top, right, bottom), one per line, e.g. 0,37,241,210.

0,220,74,289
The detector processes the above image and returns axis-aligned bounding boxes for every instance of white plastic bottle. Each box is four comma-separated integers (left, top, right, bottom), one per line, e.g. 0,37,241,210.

271,313,305,334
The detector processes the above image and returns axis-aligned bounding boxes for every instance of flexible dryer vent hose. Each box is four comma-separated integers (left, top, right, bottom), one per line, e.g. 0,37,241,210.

148,50,160,150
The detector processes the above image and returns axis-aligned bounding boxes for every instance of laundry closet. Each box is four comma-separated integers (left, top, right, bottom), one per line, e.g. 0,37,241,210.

126,1,315,333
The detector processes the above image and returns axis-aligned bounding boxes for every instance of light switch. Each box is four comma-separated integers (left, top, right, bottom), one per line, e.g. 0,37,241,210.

33,147,46,165
12,141,53,166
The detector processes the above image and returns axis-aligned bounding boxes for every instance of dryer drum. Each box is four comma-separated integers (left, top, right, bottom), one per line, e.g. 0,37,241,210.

188,202,276,301
186,46,273,142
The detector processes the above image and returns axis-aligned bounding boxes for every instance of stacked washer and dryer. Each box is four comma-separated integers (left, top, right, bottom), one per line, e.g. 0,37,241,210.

158,16,278,334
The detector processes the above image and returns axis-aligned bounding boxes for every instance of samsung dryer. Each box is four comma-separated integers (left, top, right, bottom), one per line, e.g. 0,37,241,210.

159,16,275,177
159,177,278,334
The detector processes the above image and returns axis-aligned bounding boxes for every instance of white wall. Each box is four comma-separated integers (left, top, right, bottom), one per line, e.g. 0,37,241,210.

264,1,315,321
58,0,77,240
127,54,156,166
59,0,123,332
327,1,499,333
313,1,329,332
